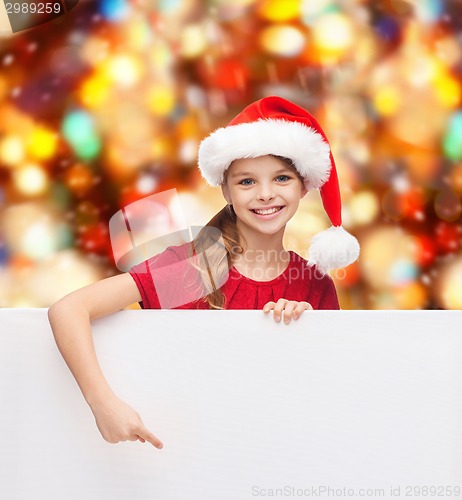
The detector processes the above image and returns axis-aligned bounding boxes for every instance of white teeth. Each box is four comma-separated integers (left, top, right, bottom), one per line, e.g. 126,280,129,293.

253,207,282,215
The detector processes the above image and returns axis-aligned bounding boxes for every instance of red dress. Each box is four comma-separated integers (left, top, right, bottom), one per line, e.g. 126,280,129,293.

128,243,340,310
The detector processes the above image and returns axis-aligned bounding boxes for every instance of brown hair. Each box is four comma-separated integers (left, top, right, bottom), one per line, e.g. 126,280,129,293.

188,155,303,309
186,204,243,309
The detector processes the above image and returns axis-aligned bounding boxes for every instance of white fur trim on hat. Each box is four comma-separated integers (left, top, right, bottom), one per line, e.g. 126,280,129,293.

198,119,331,188
307,226,360,275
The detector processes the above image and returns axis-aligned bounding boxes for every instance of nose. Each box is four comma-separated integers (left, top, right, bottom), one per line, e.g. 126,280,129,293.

257,182,275,201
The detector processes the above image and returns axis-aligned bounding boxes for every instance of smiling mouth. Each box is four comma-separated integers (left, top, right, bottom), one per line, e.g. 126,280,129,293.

250,206,284,215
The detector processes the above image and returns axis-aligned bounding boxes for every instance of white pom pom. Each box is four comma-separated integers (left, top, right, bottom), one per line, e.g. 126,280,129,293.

307,226,360,275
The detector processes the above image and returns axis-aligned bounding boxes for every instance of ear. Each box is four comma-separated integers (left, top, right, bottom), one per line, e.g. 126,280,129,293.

221,183,232,205
300,182,309,199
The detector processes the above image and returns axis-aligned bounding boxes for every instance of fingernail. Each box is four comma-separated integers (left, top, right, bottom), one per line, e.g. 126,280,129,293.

158,443,163,449
275,316,280,322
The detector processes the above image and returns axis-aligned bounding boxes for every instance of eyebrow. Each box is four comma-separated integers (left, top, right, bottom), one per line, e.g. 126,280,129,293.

231,168,292,178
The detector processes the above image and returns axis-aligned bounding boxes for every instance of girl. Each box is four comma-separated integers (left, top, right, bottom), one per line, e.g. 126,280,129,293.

48,96,359,450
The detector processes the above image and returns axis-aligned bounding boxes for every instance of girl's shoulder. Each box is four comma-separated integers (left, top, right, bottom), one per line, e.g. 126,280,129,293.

128,241,205,309
131,241,193,272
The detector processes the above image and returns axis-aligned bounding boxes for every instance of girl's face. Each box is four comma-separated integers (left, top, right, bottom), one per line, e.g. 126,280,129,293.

221,155,308,237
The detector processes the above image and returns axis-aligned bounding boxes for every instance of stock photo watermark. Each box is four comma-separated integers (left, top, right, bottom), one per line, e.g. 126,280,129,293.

251,484,461,497
0,0,80,34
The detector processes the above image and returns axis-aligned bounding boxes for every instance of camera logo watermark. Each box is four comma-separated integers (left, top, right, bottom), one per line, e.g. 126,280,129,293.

109,189,229,308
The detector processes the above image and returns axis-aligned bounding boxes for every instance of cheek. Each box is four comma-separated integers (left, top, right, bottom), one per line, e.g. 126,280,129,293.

235,199,250,212
288,194,302,211
233,190,251,204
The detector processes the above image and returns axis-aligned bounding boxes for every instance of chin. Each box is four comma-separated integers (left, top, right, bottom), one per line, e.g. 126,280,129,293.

251,222,287,236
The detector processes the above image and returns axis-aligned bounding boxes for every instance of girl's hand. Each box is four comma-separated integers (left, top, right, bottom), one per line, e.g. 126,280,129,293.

90,395,163,449
263,299,313,324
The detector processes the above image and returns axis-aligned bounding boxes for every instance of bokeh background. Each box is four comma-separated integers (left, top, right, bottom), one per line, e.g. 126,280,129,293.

0,0,461,309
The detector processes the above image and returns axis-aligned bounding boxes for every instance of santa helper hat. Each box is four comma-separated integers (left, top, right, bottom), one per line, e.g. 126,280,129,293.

198,95,360,275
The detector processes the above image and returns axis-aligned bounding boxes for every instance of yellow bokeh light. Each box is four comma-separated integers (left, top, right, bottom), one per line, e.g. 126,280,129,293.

27,126,58,160
104,54,143,88
373,86,401,116
79,73,111,109
348,191,380,226
433,74,461,108
260,25,306,57
0,135,25,167
442,281,462,309
312,13,354,57
258,0,301,22
146,85,176,117
436,257,462,309
180,24,208,59
13,164,49,196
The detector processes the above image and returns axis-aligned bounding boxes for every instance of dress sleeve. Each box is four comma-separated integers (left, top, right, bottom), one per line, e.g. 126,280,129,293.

128,259,161,309
128,243,205,309
317,275,340,310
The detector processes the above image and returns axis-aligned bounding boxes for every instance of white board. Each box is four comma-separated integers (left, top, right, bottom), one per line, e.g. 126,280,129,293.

1,309,461,500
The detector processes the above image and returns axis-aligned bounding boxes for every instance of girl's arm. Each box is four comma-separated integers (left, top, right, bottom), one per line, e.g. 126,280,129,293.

48,273,163,448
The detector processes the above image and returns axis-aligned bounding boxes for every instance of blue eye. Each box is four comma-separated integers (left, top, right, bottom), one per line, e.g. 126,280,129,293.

238,175,291,185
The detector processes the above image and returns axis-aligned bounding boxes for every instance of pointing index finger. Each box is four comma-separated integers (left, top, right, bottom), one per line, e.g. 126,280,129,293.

138,426,163,449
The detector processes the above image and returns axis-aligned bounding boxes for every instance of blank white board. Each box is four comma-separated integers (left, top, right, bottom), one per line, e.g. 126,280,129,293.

1,309,461,500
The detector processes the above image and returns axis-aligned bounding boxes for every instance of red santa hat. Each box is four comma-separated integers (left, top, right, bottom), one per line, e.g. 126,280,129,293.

197,95,360,274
